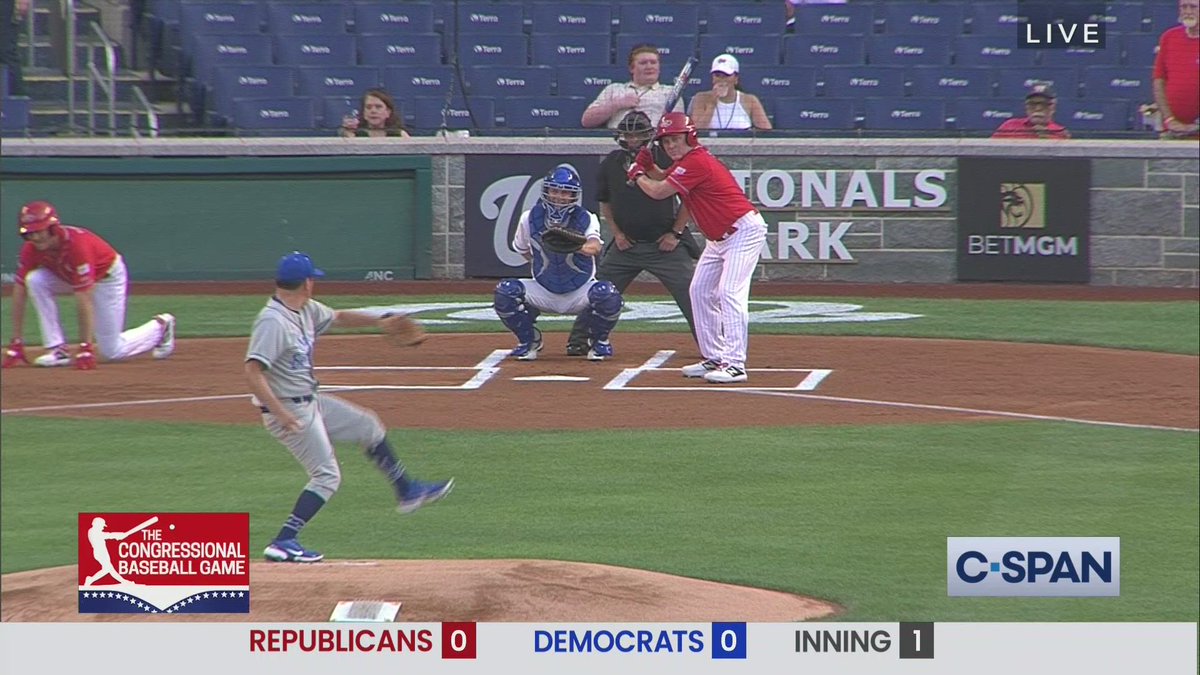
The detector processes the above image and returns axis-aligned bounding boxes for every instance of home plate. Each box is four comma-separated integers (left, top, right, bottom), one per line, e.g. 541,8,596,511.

512,375,591,382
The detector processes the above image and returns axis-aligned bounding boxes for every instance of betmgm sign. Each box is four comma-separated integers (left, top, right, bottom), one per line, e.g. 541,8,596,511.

957,158,1091,282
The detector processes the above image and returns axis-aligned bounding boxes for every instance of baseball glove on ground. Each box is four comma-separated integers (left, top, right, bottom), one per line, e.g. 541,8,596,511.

540,227,588,254
379,313,427,347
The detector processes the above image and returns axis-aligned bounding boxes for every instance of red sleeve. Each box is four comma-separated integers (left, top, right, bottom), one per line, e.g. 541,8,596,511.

13,243,39,286
664,150,712,197
1152,31,1168,80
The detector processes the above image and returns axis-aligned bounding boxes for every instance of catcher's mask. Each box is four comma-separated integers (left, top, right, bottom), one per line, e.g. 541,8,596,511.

616,110,654,151
540,165,582,223
656,111,698,147
18,200,62,239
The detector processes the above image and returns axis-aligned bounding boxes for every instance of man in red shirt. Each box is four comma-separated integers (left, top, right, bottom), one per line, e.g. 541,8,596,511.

1153,0,1200,139
991,83,1071,140
2,201,176,370
627,112,768,384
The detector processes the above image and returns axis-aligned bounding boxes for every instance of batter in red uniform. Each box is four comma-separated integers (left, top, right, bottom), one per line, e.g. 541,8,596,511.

2,201,176,370
626,112,767,383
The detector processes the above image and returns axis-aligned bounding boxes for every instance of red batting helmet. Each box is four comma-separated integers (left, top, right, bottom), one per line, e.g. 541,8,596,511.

18,201,61,237
656,112,698,147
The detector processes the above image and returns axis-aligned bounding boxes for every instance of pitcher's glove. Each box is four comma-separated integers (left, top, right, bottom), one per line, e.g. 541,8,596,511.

2,338,29,368
541,226,588,254
379,313,426,347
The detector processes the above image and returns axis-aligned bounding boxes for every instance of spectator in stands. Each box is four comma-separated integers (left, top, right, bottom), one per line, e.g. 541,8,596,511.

581,44,683,129
340,89,409,139
687,55,772,132
991,83,1071,140
1,0,30,96
1152,0,1200,140
784,0,847,34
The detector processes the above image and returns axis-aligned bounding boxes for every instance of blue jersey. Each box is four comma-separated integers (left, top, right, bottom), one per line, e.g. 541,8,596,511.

516,203,600,294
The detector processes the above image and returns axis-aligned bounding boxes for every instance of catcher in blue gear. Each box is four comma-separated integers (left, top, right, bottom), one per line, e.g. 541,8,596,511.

493,165,623,361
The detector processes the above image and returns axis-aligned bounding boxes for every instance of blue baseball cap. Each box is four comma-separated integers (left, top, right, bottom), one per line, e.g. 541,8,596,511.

275,252,325,283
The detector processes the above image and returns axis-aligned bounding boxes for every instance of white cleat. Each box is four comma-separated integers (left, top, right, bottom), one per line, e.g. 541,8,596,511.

704,364,748,384
34,346,71,367
152,313,176,360
681,359,721,378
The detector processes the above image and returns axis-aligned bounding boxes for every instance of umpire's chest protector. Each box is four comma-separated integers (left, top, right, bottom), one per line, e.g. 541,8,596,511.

529,204,594,294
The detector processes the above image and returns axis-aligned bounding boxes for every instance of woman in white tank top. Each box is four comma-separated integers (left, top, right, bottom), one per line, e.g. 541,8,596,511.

687,54,773,131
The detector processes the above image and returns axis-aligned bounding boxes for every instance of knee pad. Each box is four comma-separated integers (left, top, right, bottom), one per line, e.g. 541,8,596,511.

493,278,527,317
587,281,623,319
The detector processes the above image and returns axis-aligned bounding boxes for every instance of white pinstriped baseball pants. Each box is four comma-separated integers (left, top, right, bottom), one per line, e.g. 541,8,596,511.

689,211,767,370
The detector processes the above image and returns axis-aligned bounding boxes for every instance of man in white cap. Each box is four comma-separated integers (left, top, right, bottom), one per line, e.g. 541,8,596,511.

686,54,772,131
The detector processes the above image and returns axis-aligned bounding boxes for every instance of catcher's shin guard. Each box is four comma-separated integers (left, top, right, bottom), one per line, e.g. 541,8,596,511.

584,281,623,342
493,279,537,343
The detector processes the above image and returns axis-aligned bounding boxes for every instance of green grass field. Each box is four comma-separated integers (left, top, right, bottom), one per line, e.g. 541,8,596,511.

1,294,1197,622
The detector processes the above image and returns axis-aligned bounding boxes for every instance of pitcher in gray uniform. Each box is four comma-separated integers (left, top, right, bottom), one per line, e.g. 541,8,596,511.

245,252,453,563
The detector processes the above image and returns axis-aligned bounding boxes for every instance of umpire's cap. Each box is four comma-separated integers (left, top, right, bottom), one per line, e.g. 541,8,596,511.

276,252,325,283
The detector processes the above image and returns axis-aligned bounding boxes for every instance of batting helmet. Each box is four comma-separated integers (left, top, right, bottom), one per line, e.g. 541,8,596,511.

656,111,698,147
540,165,582,223
616,110,654,151
18,201,61,237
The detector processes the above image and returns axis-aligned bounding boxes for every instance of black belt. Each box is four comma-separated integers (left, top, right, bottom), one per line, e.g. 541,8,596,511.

259,395,314,414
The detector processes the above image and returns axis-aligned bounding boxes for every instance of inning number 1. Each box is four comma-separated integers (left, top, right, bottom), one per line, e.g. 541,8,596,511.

899,622,934,659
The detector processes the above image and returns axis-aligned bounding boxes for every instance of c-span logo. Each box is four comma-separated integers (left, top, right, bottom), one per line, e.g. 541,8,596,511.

78,513,250,614
947,537,1119,597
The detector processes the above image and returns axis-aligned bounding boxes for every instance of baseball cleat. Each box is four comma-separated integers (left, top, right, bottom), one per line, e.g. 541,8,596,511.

34,346,72,368
511,327,543,361
586,340,613,361
152,313,176,360
681,359,721,378
704,364,748,384
565,343,588,357
397,478,455,514
263,538,324,563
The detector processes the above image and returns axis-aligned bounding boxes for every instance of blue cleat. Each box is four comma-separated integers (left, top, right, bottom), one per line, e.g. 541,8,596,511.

263,538,324,563
510,327,543,361
586,339,613,361
397,478,455,515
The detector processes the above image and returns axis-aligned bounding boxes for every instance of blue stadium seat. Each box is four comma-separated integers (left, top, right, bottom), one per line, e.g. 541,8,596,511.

1038,46,1121,67
794,4,873,35
408,96,497,131
618,5,701,35
504,96,590,129
555,64,628,99
273,35,357,67
1056,99,1130,132
954,98,1018,132
953,36,1037,67
531,34,611,66
180,2,261,35
1083,65,1152,102
232,96,315,135
191,33,273,82
863,98,946,131
881,3,964,35
295,66,381,98
208,64,294,123
751,66,817,100
454,2,524,34
1122,32,1160,67
615,35,696,66
867,35,952,66
382,65,456,99
467,65,555,98
995,68,1080,100
700,35,781,67
908,66,992,98
784,35,865,66
0,65,7,98
821,66,906,98
0,95,30,135
528,3,612,35
352,4,435,34
267,3,345,35
457,35,529,67
357,34,443,66
773,98,856,130
320,96,362,129
704,3,783,35
1148,3,1180,35
967,3,1024,36
1092,3,1149,34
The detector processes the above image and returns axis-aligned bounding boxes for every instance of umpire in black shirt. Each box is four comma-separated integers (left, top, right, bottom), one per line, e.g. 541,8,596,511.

566,111,699,355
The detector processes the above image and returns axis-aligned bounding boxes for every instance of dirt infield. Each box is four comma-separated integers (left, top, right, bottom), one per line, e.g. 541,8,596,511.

2,331,1196,622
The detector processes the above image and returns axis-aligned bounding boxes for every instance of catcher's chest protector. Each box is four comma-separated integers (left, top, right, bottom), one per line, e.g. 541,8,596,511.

529,204,594,294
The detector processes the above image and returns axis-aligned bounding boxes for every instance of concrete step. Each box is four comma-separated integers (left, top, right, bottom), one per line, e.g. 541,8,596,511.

22,68,177,103
27,100,193,136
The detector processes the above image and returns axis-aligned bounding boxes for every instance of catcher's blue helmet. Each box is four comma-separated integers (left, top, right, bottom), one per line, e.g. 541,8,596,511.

541,165,582,223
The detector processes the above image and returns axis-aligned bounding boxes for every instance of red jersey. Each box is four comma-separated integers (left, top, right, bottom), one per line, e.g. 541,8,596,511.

1153,25,1200,125
663,145,756,240
991,117,1071,139
14,226,119,291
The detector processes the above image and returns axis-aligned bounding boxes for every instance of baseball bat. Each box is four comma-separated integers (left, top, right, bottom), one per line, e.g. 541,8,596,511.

123,516,159,538
627,56,698,187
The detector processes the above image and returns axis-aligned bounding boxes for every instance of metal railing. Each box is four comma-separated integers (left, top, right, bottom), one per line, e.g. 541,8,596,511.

25,0,36,68
130,84,158,138
85,20,117,136
63,0,76,132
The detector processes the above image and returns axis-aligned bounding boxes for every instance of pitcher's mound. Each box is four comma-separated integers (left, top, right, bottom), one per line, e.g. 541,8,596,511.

2,559,839,622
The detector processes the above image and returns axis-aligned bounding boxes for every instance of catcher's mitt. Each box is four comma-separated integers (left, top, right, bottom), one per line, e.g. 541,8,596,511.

540,226,588,254
379,313,426,347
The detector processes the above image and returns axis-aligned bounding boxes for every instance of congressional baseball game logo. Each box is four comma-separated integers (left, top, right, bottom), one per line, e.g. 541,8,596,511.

947,537,1120,597
1000,182,1046,229
78,512,250,614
